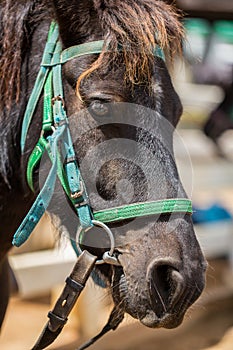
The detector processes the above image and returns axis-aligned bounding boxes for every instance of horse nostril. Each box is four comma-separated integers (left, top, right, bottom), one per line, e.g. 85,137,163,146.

147,260,184,318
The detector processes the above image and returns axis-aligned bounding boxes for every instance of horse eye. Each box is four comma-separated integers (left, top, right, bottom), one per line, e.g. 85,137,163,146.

89,100,109,117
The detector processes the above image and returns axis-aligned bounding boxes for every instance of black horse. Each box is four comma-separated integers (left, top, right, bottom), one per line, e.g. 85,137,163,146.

0,0,207,343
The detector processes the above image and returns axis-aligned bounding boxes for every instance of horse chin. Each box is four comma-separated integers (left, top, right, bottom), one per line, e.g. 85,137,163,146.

139,311,184,329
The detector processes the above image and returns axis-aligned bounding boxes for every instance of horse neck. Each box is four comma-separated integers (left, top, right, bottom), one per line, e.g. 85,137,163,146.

0,19,50,190
0,18,52,255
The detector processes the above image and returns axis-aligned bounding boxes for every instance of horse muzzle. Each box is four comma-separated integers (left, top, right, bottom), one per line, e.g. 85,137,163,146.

140,256,206,328
115,251,206,329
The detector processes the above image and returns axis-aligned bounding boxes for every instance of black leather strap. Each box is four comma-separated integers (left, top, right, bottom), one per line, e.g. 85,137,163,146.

31,251,97,350
77,305,125,350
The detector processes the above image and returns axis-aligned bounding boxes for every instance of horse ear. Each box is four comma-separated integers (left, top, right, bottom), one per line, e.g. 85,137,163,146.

51,0,100,46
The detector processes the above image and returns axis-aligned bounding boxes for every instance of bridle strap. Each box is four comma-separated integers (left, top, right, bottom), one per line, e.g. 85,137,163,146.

13,122,67,246
13,21,193,350
20,22,59,152
76,305,124,350
13,21,192,251
93,199,192,223
13,23,95,247
31,250,98,350
20,24,106,152
44,40,106,66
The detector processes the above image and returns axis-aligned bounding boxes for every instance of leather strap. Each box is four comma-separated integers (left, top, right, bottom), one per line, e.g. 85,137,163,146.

31,251,97,350
14,23,94,247
13,124,66,247
77,305,124,350
21,23,59,152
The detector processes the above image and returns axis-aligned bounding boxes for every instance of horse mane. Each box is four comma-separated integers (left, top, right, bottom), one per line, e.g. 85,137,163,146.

77,0,184,96
0,0,47,111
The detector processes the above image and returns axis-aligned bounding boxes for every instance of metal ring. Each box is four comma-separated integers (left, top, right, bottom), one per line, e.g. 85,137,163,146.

75,220,115,265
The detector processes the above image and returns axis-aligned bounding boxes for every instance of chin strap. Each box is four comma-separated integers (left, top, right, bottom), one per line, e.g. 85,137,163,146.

31,251,97,350
76,305,124,350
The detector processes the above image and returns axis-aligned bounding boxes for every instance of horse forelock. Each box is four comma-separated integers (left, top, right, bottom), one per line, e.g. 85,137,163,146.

94,0,184,55
76,0,184,97
0,0,184,109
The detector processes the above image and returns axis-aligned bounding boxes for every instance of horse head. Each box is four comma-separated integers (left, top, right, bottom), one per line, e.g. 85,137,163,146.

0,0,207,335
49,0,207,329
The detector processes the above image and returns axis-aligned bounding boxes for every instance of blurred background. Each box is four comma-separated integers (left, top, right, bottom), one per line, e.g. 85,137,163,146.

1,1,233,349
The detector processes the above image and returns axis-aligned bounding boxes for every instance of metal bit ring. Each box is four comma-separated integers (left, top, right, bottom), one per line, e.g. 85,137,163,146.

76,220,117,265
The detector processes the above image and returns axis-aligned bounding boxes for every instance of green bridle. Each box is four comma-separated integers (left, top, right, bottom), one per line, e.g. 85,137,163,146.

12,22,192,259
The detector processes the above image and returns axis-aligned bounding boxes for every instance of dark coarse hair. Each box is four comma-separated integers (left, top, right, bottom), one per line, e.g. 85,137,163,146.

0,0,184,109
0,0,47,110
76,0,184,96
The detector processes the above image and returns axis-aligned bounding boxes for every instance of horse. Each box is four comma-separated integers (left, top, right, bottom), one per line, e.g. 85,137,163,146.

0,0,207,347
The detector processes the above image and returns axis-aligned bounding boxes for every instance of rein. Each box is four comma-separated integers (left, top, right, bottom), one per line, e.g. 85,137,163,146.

12,22,192,350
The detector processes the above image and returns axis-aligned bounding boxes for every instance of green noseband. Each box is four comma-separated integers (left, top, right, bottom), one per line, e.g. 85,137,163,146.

93,199,192,223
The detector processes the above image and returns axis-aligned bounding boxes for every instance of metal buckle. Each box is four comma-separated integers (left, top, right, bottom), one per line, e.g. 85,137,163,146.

71,181,84,199
51,95,65,108
102,251,121,266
